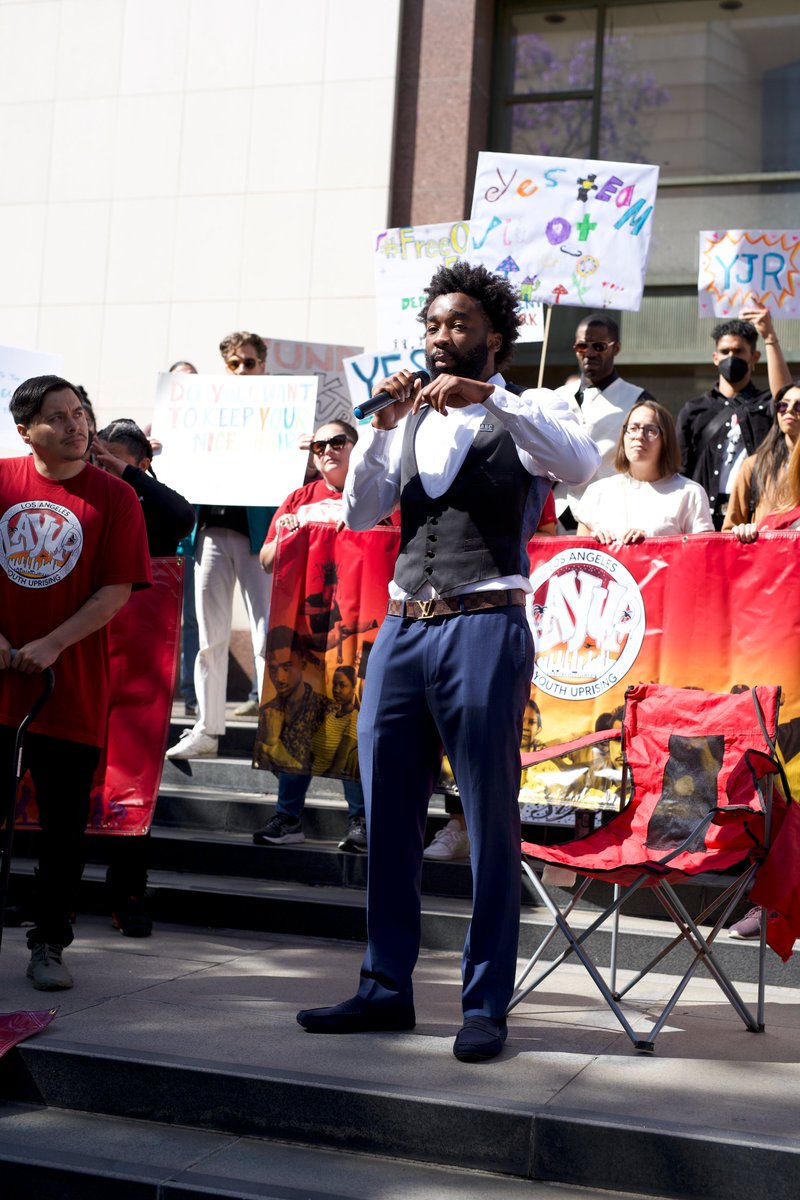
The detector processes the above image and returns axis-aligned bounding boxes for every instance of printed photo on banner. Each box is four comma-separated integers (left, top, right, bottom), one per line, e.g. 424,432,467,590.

0,344,64,457
150,371,318,506
521,534,800,824
253,523,400,781
375,221,543,348
698,230,800,319
469,152,659,312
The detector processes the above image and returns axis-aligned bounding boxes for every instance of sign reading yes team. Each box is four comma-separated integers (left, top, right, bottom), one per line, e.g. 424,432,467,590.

698,230,800,319
469,152,659,311
150,372,318,506
375,221,543,348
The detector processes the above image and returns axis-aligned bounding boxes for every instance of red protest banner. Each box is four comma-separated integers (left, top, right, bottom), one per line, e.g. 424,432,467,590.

253,523,399,780
15,557,182,836
522,534,800,817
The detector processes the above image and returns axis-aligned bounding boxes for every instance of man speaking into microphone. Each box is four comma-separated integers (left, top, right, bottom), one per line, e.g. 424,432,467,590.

297,262,599,1062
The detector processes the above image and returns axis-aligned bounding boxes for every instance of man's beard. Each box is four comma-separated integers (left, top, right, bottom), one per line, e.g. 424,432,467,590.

426,341,490,382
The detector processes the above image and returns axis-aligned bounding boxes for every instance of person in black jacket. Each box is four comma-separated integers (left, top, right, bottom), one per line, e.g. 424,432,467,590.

676,307,792,529
93,420,195,555
93,419,195,935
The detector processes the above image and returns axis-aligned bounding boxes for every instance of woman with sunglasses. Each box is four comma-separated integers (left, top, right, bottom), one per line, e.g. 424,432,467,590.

254,420,384,855
723,380,800,534
576,400,713,544
730,383,800,542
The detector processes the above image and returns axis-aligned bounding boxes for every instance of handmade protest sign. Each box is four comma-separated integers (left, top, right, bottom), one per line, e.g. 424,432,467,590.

469,152,659,312
0,344,64,457
150,372,318,505
268,337,362,427
698,230,800,318
343,348,426,414
375,221,543,347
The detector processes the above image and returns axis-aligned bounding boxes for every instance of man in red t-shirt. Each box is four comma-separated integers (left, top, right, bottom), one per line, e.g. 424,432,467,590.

0,376,152,991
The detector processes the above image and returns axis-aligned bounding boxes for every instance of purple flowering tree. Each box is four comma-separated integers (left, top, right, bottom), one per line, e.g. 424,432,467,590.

510,33,669,163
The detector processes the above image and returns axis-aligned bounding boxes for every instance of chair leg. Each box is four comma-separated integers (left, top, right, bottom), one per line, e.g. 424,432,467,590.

646,881,762,1039
511,864,644,1048
612,866,758,1001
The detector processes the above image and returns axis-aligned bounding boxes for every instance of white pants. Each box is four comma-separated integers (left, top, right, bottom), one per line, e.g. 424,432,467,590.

193,528,269,736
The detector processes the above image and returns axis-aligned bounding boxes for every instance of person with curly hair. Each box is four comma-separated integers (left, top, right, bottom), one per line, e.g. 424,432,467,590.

296,261,599,1062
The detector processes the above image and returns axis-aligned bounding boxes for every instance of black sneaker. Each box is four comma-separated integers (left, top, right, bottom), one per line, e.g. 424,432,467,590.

338,816,367,854
112,895,153,938
252,814,305,845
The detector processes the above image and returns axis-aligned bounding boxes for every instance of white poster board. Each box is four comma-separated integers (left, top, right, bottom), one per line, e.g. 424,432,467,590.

268,338,362,428
469,152,659,312
0,345,65,457
150,372,318,506
375,221,543,348
698,230,800,319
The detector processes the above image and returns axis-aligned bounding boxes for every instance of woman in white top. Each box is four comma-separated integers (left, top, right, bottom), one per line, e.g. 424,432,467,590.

576,400,714,544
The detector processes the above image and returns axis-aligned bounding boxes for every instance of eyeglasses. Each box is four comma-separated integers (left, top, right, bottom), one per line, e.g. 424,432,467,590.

574,340,614,353
623,423,661,440
226,356,259,371
311,434,351,455
776,400,800,416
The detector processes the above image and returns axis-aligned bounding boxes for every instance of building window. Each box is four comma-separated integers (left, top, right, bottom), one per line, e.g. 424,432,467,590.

497,0,800,177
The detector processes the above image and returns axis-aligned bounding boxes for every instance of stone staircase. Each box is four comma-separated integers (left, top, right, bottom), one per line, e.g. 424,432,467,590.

2,710,798,1199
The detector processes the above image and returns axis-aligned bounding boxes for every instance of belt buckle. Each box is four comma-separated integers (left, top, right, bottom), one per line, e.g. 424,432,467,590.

417,598,437,619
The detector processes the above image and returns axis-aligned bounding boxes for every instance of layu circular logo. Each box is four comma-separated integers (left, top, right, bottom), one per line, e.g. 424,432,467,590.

528,546,645,701
0,500,83,588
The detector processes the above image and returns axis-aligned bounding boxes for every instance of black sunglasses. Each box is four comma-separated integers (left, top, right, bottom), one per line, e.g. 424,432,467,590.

311,434,351,455
573,340,614,353
226,356,259,370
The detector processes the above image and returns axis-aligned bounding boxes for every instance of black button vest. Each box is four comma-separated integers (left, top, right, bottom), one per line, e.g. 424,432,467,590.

394,406,542,595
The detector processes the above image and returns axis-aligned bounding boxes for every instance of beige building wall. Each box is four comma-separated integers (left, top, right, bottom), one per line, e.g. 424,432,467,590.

0,0,402,431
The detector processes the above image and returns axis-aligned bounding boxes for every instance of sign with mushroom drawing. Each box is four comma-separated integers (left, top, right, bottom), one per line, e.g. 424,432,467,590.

469,152,660,312
374,221,544,348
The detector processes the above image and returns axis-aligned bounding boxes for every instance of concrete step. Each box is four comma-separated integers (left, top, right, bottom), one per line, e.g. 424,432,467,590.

1,916,797,1200
8,855,798,988
0,1100,630,1200
1,980,797,1200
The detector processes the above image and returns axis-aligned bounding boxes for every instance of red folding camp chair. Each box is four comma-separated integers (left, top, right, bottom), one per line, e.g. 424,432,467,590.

510,682,793,1052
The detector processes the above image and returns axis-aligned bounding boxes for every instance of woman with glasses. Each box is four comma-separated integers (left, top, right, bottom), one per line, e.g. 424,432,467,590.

723,380,800,534
575,400,713,544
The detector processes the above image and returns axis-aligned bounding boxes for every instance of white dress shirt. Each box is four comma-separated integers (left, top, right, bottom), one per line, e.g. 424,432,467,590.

343,373,600,600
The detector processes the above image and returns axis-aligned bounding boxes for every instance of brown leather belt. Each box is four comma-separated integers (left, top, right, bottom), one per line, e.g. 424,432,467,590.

386,589,526,620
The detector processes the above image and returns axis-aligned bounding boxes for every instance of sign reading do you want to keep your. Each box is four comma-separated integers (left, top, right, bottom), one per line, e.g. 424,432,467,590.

469,151,659,312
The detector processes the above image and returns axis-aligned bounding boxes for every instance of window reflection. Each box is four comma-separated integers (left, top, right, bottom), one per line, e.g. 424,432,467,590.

504,1,800,176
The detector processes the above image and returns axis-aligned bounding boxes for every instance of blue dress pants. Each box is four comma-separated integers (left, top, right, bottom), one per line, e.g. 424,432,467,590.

355,606,534,1019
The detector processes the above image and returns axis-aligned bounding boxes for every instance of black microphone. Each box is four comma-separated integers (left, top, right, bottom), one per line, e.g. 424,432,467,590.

353,370,430,421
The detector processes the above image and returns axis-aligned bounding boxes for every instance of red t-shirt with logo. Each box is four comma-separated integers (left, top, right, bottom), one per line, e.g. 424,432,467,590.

0,456,152,746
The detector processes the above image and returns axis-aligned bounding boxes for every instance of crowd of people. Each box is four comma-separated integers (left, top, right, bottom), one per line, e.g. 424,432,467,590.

1,262,796,1064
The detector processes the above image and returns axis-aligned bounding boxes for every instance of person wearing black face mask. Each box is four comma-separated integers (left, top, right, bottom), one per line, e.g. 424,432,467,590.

676,307,791,529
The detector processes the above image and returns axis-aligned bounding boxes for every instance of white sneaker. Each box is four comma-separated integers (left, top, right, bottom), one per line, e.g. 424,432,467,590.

165,728,219,760
423,818,470,860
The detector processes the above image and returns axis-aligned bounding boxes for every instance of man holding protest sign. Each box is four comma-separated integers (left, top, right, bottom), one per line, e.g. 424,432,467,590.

166,331,274,760
296,262,599,1062
676,306,792,529
553,312,654,532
